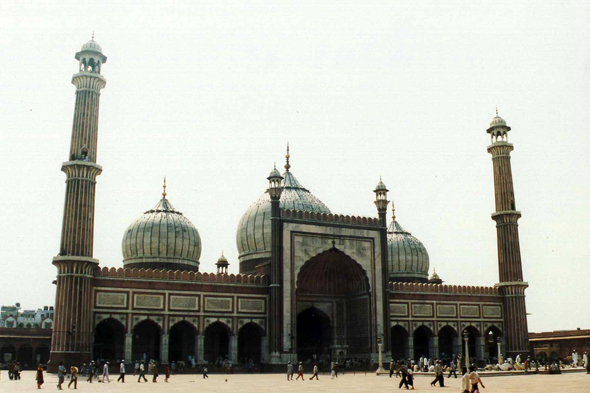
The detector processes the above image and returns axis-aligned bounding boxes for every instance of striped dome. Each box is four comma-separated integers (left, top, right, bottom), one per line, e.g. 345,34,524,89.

122,196,201,271
236,170,331,263
387,220,429,282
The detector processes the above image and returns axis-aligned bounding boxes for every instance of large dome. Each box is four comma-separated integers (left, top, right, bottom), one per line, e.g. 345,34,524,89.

236,168,331,270
387,220,430,282
122,194,202,272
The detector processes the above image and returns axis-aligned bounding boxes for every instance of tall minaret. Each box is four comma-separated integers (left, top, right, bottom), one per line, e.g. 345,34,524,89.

487,110,529,359
49,37,107,370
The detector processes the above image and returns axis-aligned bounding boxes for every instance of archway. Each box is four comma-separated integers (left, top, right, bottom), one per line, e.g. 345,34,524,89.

17,345,34,369
169,321,197,363
132,319,161,362
438,325,457,359
238,322,263,364
413,325,433,359
94,318,126,362
297,307,331,361
1,344,16,363
204,322,230,364
35,345,50,365
462,326,480,363
296,246,371,357
485,326,502,360
390,325,409,360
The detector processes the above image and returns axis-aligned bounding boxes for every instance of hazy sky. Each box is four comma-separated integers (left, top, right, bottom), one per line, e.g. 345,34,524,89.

0,1,588,333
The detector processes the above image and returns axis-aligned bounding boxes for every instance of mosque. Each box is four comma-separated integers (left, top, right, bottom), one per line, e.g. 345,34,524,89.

47,39,530,371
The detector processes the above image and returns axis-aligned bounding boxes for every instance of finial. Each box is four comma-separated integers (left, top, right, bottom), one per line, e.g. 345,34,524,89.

392,201,396,221
162,176,167,198
495,107,498,117
284,142,291,172
92,31,95,41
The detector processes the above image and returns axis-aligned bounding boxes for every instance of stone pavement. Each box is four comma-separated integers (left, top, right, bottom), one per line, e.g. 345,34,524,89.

1,371,587,392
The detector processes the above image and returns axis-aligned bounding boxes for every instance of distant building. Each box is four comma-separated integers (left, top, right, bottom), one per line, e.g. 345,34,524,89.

0,304,54,329
530,328,590,361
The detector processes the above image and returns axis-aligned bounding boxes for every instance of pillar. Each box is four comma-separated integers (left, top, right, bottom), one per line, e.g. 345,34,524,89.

476,336,485,361
125,333,133,363
160,334,169,364
230,335,238,364
431,335,438,359
498,342,503,364
197,334,204,364
261,336,269,363
408,336,414,360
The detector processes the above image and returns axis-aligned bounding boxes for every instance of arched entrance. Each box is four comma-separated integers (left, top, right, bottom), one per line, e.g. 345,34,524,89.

297,307,332,361
35,345,50,365
485,326,502,360
296,246,371,360
462,326,480,363
204,322,230,363
413,325,433,359
132,319,161,362
1,344,16,363
17,345,33,369
438,325,457,359
390,325,409,360
169,321,197,363
94,318,126,362
238,322,263,364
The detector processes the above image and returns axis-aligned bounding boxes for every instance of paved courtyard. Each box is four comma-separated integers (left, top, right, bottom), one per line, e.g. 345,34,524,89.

1,371,588,392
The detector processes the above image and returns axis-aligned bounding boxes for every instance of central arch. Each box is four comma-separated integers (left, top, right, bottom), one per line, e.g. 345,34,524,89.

296,247,371,360
390,325,409,359
413,325,433,359
204,322,230,364
132,319,161,362
94,318,126,362
438,325,457,359
238,322,263,364
169,321,197,363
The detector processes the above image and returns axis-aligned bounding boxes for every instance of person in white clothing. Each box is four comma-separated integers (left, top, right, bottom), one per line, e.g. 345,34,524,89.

460,367,470,393
117,361,125,382
102,362,110,383
583,352,588,368
572,350,579,367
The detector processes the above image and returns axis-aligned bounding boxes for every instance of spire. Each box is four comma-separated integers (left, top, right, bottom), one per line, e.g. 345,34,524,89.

495,107,499,117
92,31,95,41
285,142,291,172
162,176,167,199
392,200,396,221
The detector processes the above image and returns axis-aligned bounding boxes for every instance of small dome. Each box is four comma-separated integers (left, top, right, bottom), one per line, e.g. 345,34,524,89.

216,252,229,266
489,115,507,128
430,269,440,280
236,169,331,267
122,196,201,271
375,178,388,191
268,165,282,179
81,39,103,54
387,220,430,282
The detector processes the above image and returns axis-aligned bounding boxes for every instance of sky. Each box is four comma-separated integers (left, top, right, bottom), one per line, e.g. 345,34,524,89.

0,1,588,333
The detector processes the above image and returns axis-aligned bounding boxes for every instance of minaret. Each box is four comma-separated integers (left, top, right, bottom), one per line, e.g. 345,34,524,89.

49,37,107,370
373,178,390,361
487,109,529,359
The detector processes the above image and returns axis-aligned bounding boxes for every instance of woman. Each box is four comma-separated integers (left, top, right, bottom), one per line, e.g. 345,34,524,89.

36,364,44,389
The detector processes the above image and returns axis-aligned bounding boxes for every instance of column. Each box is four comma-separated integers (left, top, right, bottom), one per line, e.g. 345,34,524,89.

408,336,414,360
261,336,269,363
230,335,238,364
431,335,439,359
125,333,133,363
160,334,169,364
452,335,460,358
475,336,485,361
197,334,204,364
497,342,503,364
464,334,470,365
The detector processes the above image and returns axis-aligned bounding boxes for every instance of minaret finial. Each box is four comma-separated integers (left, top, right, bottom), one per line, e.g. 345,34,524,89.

392,200,396,221
162,176,167,198
496,107,498,116
285,142,291,172
92,31,95,41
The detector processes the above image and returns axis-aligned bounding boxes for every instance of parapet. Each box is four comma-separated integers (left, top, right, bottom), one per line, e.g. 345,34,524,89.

389,281,500,295
281,209,381,227
94,266,268,285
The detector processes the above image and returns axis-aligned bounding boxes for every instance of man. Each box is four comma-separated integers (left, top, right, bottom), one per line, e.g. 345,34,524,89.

138,361,148,382
286,361,293,381
389,359,394,378
572,350,579,367
296,362,304,380
152,361,159,382
430,360,445,387
68,365,78,389
57,362,67,390
102,361,110,383
468,365,485,392
583,352,588,369
86,361,94,383
202,366,208,379
398,361,409,390
448,360,458,378
310,363,319,380
117,361,125,382
134,361,139,376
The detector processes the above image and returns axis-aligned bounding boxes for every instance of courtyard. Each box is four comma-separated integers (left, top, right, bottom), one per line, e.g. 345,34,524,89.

1,371,588,393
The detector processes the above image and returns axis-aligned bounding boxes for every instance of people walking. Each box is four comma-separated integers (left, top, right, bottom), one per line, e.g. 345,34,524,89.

117,361,125,382
165,364,170,382
86,361,94,383
389,359,394,377
406,367,415,390
202,366,208,379
68,366,78,389
36,364,44,389
287,361,293,381
102,362,110,383
134,361,139,376
430,360,445,387
57,362,67,390
137,361,148,382
296,362,304,380
310,363,319,380
461,367,470,393
448,360,458,378
152,361,159,382
398,361,409,390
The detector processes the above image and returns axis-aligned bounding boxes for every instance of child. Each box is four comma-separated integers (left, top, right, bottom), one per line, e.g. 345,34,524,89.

468,365,485,393
36,364,44,389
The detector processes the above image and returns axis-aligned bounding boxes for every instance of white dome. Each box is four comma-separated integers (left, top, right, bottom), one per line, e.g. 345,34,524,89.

387,220,430,282
236,170,330,266
81,39,103,53
122,196,201,271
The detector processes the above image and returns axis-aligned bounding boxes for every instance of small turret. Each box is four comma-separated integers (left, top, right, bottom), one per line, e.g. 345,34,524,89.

216,252,229,274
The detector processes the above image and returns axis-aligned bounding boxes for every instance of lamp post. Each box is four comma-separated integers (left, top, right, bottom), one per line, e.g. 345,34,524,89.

376,336,385,374
463,330,470,367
